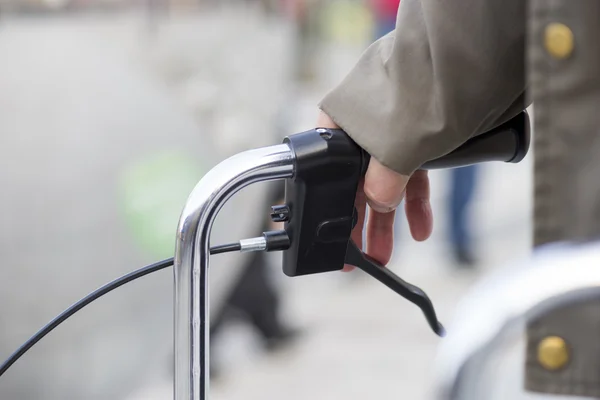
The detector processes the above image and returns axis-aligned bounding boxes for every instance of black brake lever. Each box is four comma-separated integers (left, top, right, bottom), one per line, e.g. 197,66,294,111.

345,239,445,337
279,111,530,336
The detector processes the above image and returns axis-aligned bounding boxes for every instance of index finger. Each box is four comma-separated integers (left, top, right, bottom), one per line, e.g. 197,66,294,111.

343,178,366,271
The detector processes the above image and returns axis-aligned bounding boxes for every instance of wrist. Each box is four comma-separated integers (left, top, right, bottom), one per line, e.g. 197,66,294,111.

316,110,340,129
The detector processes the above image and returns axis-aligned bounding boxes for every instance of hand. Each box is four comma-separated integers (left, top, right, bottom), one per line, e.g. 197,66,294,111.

316,111,433,269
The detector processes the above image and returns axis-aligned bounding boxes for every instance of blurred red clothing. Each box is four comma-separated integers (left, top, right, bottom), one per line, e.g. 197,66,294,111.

280,0,307,21
370,0,400,19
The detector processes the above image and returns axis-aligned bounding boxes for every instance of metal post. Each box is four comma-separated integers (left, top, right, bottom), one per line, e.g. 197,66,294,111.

173,144,295,400
432,242,600,400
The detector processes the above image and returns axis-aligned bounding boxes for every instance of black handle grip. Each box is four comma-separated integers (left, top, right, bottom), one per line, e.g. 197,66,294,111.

422,111,530,170
359,111,530,174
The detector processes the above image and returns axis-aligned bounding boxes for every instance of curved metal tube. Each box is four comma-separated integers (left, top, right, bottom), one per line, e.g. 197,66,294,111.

432,241,600,399
174,144,295,400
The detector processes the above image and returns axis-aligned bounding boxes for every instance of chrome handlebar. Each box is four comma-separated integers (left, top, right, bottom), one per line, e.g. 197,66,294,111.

172,112,532,399
174,144,294,400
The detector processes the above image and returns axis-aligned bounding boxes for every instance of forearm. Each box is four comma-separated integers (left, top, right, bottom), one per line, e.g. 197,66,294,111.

319,0,527,175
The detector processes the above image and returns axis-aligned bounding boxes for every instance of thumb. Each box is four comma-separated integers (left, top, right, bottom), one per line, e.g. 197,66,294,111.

364,158,410,213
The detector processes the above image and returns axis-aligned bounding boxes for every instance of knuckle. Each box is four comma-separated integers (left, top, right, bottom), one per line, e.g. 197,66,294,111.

364,183,403,210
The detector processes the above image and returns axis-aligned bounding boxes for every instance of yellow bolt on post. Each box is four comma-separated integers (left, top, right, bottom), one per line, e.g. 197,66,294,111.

544,23,574,59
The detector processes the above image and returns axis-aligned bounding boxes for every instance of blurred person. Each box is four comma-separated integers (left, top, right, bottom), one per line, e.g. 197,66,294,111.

144,0,168,35
448,165,479,266
369,0,400,39
284,0,322,83
210,181,300,378
370,0,481,268
255,0,279,15
315,0,600,397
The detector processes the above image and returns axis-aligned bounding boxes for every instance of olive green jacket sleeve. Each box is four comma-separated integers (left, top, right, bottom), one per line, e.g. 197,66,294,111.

319,0,527,176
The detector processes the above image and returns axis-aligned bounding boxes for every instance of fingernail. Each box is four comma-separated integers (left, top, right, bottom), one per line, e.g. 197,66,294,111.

367,199,396,213
366,188,405,213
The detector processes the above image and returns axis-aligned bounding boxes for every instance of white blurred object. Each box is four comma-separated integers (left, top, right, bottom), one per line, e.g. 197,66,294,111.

42,0,69,9
432,241,600,400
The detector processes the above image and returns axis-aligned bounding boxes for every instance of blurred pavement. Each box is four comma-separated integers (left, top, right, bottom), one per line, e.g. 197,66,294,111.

0,5,534,400
0,7,292,399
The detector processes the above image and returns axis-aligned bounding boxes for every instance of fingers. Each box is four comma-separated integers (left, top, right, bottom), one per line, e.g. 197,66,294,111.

343,179,367,272
366,207,396,265
314,111,433,272
363,158,410,265
404,170,433,241
351,179,367,250
364,158,409,212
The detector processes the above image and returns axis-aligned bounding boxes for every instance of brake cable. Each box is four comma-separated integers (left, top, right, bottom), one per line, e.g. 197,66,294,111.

0,230,290,378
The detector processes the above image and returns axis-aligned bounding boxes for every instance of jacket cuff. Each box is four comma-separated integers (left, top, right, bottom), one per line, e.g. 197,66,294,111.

317,38,427,176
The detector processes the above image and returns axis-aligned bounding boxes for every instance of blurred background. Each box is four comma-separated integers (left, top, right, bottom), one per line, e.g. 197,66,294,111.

0,0,533,399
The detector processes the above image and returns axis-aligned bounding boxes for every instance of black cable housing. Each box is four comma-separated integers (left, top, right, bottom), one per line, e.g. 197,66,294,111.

0,241,242,377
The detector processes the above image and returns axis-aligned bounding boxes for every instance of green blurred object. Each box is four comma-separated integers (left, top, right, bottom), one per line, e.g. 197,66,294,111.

119,151,205,259
321,0,373,45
